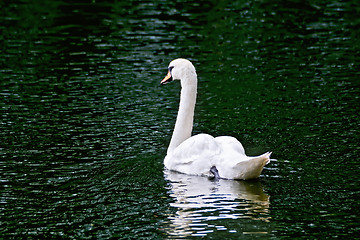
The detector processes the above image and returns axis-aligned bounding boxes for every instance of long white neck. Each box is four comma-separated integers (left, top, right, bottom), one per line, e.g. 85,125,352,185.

167,76,197,154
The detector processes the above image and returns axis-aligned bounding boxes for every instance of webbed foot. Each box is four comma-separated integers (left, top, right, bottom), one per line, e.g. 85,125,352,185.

210,166,220,180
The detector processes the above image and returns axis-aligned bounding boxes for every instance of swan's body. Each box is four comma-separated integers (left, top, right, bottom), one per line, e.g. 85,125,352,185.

160,58,271,180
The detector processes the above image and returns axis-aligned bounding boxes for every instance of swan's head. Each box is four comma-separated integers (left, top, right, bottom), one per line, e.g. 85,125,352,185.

160,58,197,85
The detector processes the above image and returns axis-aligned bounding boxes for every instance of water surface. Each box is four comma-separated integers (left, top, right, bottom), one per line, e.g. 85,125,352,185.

1,0,359,238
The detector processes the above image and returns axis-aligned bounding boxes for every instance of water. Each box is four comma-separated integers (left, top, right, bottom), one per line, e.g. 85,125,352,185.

1,0,359,238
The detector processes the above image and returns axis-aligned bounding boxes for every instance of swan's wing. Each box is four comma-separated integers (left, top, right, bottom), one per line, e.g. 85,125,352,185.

214,136,245,155
164,134,221,176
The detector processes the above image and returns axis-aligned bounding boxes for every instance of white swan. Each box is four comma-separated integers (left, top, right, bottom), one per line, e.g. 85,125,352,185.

160,58,271,180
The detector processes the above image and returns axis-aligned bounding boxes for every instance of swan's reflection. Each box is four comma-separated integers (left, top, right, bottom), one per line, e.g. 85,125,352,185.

164,170,270,237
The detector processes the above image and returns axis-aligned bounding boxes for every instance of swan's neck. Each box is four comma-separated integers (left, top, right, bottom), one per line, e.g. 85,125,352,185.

167,78,197,154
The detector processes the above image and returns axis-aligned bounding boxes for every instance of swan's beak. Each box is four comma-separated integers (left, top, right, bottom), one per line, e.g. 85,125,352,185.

160,70,173,85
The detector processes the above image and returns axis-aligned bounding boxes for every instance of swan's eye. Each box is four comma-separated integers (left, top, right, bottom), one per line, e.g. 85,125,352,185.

168,66,174,73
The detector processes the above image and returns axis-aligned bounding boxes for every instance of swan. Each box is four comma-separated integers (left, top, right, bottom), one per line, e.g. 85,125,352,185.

160,58,271,180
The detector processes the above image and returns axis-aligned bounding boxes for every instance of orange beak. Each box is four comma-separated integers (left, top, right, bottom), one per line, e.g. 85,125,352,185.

160,70,172,85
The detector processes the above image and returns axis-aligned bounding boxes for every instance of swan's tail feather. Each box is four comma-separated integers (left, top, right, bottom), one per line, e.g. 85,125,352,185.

263,152,272,165
231,152,272,180
252,151,272,168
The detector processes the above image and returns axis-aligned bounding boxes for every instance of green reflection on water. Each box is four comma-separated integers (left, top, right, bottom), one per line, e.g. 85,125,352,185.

1,0,359,238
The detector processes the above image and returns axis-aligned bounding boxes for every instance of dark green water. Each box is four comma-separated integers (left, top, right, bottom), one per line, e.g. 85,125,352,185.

1,0,359,238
